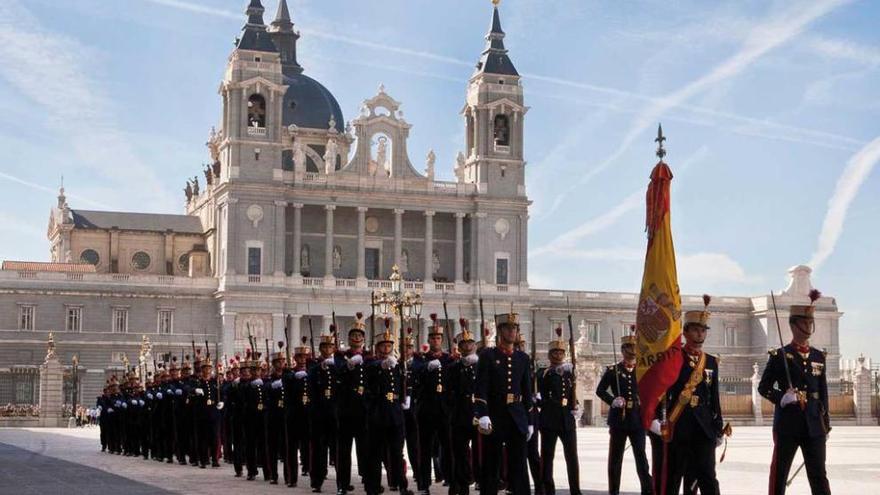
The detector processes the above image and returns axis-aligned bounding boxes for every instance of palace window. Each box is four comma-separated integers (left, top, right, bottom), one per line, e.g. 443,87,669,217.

586,321,600,343
18,305,35,331
493,114,510,146
247,94,266,128
247,247,262,276
112,308,129,333
80,249,100,266
725,326,736,347
495,257,509,285
157,310,173,335
178,253,189,273
131,251,151,271
66,306,82,332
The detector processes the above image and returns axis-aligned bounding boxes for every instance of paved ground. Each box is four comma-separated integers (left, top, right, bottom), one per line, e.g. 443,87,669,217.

0,426,878,494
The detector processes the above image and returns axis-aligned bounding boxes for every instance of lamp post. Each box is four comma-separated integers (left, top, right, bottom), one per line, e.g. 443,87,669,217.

374,265,422,358
71,354,79,425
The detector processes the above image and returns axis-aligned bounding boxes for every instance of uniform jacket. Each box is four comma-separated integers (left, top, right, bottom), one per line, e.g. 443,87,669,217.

758,344,830,438
538,365,577,432
413,351,454,416
365,358,405,428
448,356,479,427
335,350,370,421
667,350,723,442
596,362,643,431
474,346,534,436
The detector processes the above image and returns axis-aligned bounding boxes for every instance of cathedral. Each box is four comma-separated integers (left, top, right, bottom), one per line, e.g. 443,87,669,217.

0,1,840,417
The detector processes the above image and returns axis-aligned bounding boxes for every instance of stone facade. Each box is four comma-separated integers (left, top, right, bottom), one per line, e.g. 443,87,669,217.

0,2,844,405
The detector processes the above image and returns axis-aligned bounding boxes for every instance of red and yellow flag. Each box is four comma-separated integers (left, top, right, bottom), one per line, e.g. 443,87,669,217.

635,158,683,429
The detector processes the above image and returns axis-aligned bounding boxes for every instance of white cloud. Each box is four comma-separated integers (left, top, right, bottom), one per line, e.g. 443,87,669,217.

806,35,880,68
678,252,762,286
0,171,114,210
0,2,175,212
809,134,880,270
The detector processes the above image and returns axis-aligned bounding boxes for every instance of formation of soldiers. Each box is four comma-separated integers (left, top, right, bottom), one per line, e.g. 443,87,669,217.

94,296,830,495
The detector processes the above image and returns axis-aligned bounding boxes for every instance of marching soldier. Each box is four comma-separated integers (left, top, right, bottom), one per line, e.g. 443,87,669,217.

537,327,581,495
759,292,831,495
515,334,543,495
596,328,652,495
414,313,455,494
97,384,110,452
221,360,236,464
474,312,534,495
447,319,480,495
243,351,268,481
192,353,222,468
309,327,340,493
336,314,370,495
266,343,289,484
651,296,725,495
402,329,421,491
363,321,412,495
285,337,313,487
231,352,251,478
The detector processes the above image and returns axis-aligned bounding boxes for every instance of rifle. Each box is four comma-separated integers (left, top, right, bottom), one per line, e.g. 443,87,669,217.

205,339,210,360
611,327,623,420
284,314,291,363
265,339,271,366
331,295,339,350
191,339,197,361
479,282,487,349
442,298,453,354
530,309,537,395
370,291,376,349
566,297,577,405
307,308,316,356
770,291,800,408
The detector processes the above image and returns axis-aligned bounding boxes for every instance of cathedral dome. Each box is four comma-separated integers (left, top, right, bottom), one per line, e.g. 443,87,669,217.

282,73,344,132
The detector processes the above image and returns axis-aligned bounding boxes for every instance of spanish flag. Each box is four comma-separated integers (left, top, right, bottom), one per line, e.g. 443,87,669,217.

635,126,684,429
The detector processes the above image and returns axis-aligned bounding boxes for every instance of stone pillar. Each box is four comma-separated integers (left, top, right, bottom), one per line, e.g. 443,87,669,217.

519,213,528,288
424,210,434,283
222,311,237,356
274,200,287,277
324,205,336,280
292,203,303,278
39,333,64,427
357,207,367,285
393,209,404,269
751,362,763,426
473,212,487,285
853,355,874,426
454,212,465,284
290,315,302,346
225,198,239,275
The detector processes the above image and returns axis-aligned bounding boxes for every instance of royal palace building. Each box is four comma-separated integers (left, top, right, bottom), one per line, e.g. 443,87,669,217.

0,1,841,415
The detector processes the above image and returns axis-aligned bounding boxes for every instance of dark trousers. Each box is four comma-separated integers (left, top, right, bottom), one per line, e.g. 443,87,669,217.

366,423,407,495
404,410,420,486
418,412,453,490
527,431,542,494
668,436,718,495
232,415,245,475
541,428,579,495
451,425,476,494
337,419,366,490
264,411,285,482
769,432,830,495
197,411,219,467
310,417,336,489
285,414,308,485
245,413,266,478
608,428,652,495
222,410,233,462
482,429,529,495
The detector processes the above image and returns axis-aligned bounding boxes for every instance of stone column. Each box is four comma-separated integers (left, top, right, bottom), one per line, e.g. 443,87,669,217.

751,362,763,426
274,200,287,277
424,210,434,283
519,213,528,288
393,209,404,269
454,212,465,284
324,205,336,280
292,203,303,278
225,198,239,276
853,355,873,426
222,311,237,356
473,212,487,285
357,207,367,285
39,333,64,427
290,314,302,346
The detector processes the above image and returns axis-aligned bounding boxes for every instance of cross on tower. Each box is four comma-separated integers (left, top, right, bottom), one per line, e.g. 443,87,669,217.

655,124,667,160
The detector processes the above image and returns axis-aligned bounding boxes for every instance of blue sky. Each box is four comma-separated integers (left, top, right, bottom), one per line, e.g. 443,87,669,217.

0,0,877,359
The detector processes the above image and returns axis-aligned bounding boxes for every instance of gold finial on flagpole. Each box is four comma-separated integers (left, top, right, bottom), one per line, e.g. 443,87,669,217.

492,0,501,6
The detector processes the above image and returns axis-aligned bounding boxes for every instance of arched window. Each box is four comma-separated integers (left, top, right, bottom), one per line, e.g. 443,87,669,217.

247,94,266,128
493,114,510,146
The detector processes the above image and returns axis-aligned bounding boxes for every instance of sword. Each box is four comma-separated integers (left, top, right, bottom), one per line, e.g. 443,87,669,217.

786,460,805,486
610,327,624,421
770,291,804,410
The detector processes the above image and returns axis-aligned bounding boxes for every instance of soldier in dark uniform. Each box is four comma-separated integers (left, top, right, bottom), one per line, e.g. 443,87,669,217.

537,327,581,495
195,355,223,468
414,313,455,494
106,376,123,454
447,320,480,495
266,343,289,484
221,361,236,464
759,297,831,495
650,302,725,495
244,352,268,481
596,330,652,495
231,352,252,478
364,323,412,495
285,337,313,487
155,365,174,463
336,314,371,495
309,330,339,492
474,312,534,495
515,334,543,495
97,385,109,452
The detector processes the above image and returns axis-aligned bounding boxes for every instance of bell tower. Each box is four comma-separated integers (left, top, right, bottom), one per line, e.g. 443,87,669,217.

216,0,287,184
462,2,527,197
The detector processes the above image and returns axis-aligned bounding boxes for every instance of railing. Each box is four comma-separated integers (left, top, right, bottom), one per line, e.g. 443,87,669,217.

434,282,455,292
158,276,175,285
248,275,262,283
65,273,83,281
402,281,423,291
111,274,130,282
17,272,36,279
336,278,356,288
304,172,324,182
0,270,217,289
303,277,323,287
246,126,266,137
496,284,509,292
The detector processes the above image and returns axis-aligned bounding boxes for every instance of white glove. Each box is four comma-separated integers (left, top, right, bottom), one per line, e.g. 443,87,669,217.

130,399,137,405
649,419,662,436
174,389,183,396
382,356,398,370
138,400,145,406
271,379,283,390
166,388,173,395
156,392,163,400
348,354,363,368
427,359,442,372
527,425,534,441
251,378,264,387
535,392,542,402
114,400,122,407
295,371,307,380
322,357,335,368
146,393,154,400
716,436,724,447
557,362,573,374
121,402,128,409
107,408,114,413
611,397,626,408
571,407,583,419
195,388,205,396
96,406,102,412
233,378,240,385
780,389,798,408
403,396,411,410
478,416,492,432
216,402,225,410
463,354,479,366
